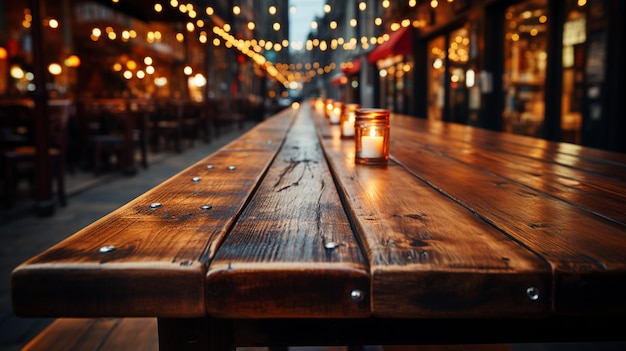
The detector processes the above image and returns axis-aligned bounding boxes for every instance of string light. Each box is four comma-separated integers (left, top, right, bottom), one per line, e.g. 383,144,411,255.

34,1,452,88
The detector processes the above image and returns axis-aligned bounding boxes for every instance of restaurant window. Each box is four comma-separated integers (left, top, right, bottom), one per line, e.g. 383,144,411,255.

378,66,389,109
395,60,413,114
377,55,404,112
502,0,548,137
561,0,586,144
448,25,471,124
427,35,446,121
426,23,474,124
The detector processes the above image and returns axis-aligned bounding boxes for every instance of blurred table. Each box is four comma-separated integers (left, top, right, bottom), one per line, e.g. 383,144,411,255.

12,102,626,350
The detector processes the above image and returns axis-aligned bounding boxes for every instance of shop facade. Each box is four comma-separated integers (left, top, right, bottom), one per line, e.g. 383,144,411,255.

366,0,624,152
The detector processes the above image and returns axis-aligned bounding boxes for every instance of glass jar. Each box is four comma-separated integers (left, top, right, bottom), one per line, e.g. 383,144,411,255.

355,108,390,165
324,98,334,119
341,103,360,139
330,101,343,124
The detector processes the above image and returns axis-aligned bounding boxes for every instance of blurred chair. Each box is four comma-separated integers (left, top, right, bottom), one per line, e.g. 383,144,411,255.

0,99,33,150
2,99,71,208
150,100,195,153
181,100,205,146
158,100,184,153
85,99,148,176
128,100,151,170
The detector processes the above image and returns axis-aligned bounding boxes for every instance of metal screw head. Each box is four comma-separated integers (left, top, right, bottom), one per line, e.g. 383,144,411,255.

206,165,214,169
99,245,116,254
526,287,540,301
192,177,201,182
200,205,213,210
350,289,365,303
149,203,162,209
228,165,236,170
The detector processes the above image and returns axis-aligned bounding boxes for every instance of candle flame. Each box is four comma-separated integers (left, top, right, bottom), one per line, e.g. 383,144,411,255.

369,127,376,137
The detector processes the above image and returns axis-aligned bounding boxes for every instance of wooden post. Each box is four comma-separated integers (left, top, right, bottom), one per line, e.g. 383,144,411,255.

30,0,54,216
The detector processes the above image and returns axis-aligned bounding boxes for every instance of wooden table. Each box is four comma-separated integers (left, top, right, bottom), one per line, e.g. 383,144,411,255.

11,102,626,350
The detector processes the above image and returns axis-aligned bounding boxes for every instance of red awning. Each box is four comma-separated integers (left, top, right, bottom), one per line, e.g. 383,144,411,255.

341,57,361,76
367,26,413,63
330,72,347,86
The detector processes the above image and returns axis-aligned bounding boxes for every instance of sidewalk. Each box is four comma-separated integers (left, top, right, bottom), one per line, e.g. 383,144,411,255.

0,124,253,351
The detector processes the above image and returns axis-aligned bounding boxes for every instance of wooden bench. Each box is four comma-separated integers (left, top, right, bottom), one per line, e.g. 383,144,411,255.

21,318,158,351
22,318,516,351
11,102,626,350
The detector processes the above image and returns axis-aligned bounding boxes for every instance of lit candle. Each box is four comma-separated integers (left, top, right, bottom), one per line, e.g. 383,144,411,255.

330,107,341,124
342,113,355,137
325,99,334,118
354,108,389,164
360,127,384,158
314,98,324,112
341,103,360,139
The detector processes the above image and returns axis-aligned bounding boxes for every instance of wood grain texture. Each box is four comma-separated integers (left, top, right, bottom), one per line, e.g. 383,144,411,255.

22,318,157,351
313,110,550,318
386,114,626,315
11,108,297,318
11,99,626,338
393,115,626,179
206,106,369,318
391,115,626,224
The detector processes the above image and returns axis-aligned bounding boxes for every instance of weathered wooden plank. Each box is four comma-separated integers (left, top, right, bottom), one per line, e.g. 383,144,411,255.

22,318,117,351
390,115,626,181
99,318,159,350
386,116,626,315
389,115,626,225
11,109,297,318
22,318,157,351
206,105,369,318
313,108,550,318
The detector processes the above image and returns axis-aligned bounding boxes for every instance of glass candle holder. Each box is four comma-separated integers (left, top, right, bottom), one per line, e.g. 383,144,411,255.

330,101,343,125
315,98,324,113
355,108,390,165
341,103,360,138
324,99,334,119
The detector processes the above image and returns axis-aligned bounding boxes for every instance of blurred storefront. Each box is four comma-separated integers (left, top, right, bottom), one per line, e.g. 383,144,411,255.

0,0,284,216
368,25,415,115
0,0,279,105
399,0,624,152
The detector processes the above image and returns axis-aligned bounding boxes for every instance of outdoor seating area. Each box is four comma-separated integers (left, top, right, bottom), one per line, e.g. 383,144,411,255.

2,1,625,350
0,96,263,220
